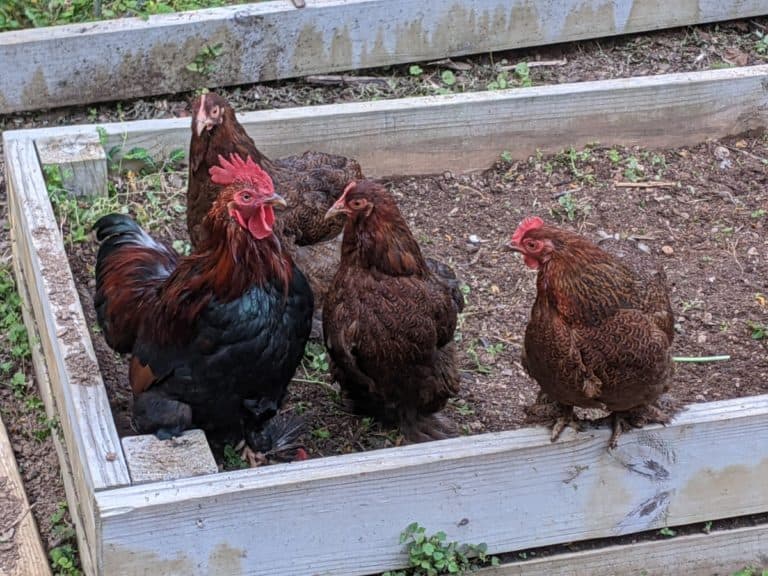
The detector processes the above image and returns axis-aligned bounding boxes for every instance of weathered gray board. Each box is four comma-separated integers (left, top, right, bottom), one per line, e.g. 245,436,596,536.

5,65,768,575
477,523,768,576
2,0,768,113
96,396,768,576
26,65,768,180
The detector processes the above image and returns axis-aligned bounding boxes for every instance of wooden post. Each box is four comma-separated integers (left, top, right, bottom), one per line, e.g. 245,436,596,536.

35,133,108,197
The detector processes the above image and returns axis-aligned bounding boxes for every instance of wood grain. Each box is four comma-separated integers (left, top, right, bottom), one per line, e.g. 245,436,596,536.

2,0,767,113
0,415,51,576
121,430,218,485
478,522,768,576
95,395,768,576
8,170,99,576
25,65,768,179
4,135,130,497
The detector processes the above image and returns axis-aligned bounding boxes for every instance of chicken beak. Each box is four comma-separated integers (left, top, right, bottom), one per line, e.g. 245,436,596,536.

264,193,288,210
195,118,209,137
324,198,347,221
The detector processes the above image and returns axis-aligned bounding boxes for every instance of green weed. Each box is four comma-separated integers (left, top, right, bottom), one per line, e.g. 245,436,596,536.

0,0,243,32
48,502,81,576
383,522,499,576
222,444,248,470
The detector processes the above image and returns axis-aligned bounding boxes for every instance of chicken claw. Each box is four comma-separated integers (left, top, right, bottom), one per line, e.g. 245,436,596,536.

550,405,581,442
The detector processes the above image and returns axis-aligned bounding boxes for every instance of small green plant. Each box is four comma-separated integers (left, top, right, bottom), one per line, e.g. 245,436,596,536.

680,299,703,313
440,70,456,86
731,568,768,576
702,520,713,534
409,65,424,77
383,522,498,576
623,155,644,182
754,30,768,55
499,150,513,164
658,526,676,537
303,341,330,374
0,267,31,362
311,427,331,440
751,208,767,218
513,62,532,87
486,71,509,90
451,399,475,417
48,502,81,575
172,239,192,256
607,148,622,163
465,340,494,375
552,192,591,223
186,42,225,75
9,370,27,397
222,444,248,470
748,321,767,340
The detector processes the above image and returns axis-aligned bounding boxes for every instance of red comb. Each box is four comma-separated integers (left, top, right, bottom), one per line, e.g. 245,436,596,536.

209,153,274,194
511,216,544,246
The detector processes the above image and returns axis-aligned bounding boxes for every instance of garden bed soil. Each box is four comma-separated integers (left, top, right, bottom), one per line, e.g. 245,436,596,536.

61,132,768,464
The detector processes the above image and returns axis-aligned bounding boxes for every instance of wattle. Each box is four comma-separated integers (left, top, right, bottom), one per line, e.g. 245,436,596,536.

248,206,275,240
524,255,540,269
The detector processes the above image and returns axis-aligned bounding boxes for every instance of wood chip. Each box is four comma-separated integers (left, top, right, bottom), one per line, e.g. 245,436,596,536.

614,181,678,188
304,74,389,86
661,245,675,255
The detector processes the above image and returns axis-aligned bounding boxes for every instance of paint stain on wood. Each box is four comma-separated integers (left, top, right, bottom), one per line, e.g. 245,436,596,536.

105,541,246,575
670,458,768,517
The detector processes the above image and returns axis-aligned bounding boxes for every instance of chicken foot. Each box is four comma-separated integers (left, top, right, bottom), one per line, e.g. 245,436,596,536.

399,410,457,443
550,404,583,442
608,403,674,449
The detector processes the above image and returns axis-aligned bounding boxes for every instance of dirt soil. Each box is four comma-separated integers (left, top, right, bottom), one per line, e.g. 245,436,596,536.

1,15,767,570
62,132,768,461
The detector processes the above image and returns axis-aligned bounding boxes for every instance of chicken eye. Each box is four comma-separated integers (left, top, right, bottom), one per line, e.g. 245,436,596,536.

349,198,367,210
210,105,220,118
240,192,253,202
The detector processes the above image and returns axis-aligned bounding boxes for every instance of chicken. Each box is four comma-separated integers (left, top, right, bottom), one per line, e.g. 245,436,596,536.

509,216,675,448
94,153,314,454
322,180,464,442
187,92,363,335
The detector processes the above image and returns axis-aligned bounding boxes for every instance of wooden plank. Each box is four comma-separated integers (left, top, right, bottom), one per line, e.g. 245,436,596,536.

95,395,768,576
3,134,130,496
121,430,218,485
2,0,768,113
36,134,108,197
26,65,768,178
478,523,768,576
0,415,52,576
8,178,98,576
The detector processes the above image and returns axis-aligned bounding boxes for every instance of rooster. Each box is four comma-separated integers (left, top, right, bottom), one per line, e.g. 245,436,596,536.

94,154,313,456
322,180,464,442
188,92,363,336
509,216,675,448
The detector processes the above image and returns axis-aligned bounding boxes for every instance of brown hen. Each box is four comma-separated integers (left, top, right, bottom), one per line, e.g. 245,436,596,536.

322,181,464,442
187,92,363,334
509,217,675,448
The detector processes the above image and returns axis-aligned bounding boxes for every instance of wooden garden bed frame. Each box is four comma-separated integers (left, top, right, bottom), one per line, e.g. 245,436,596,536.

2,0,768,114
5,65,768,575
